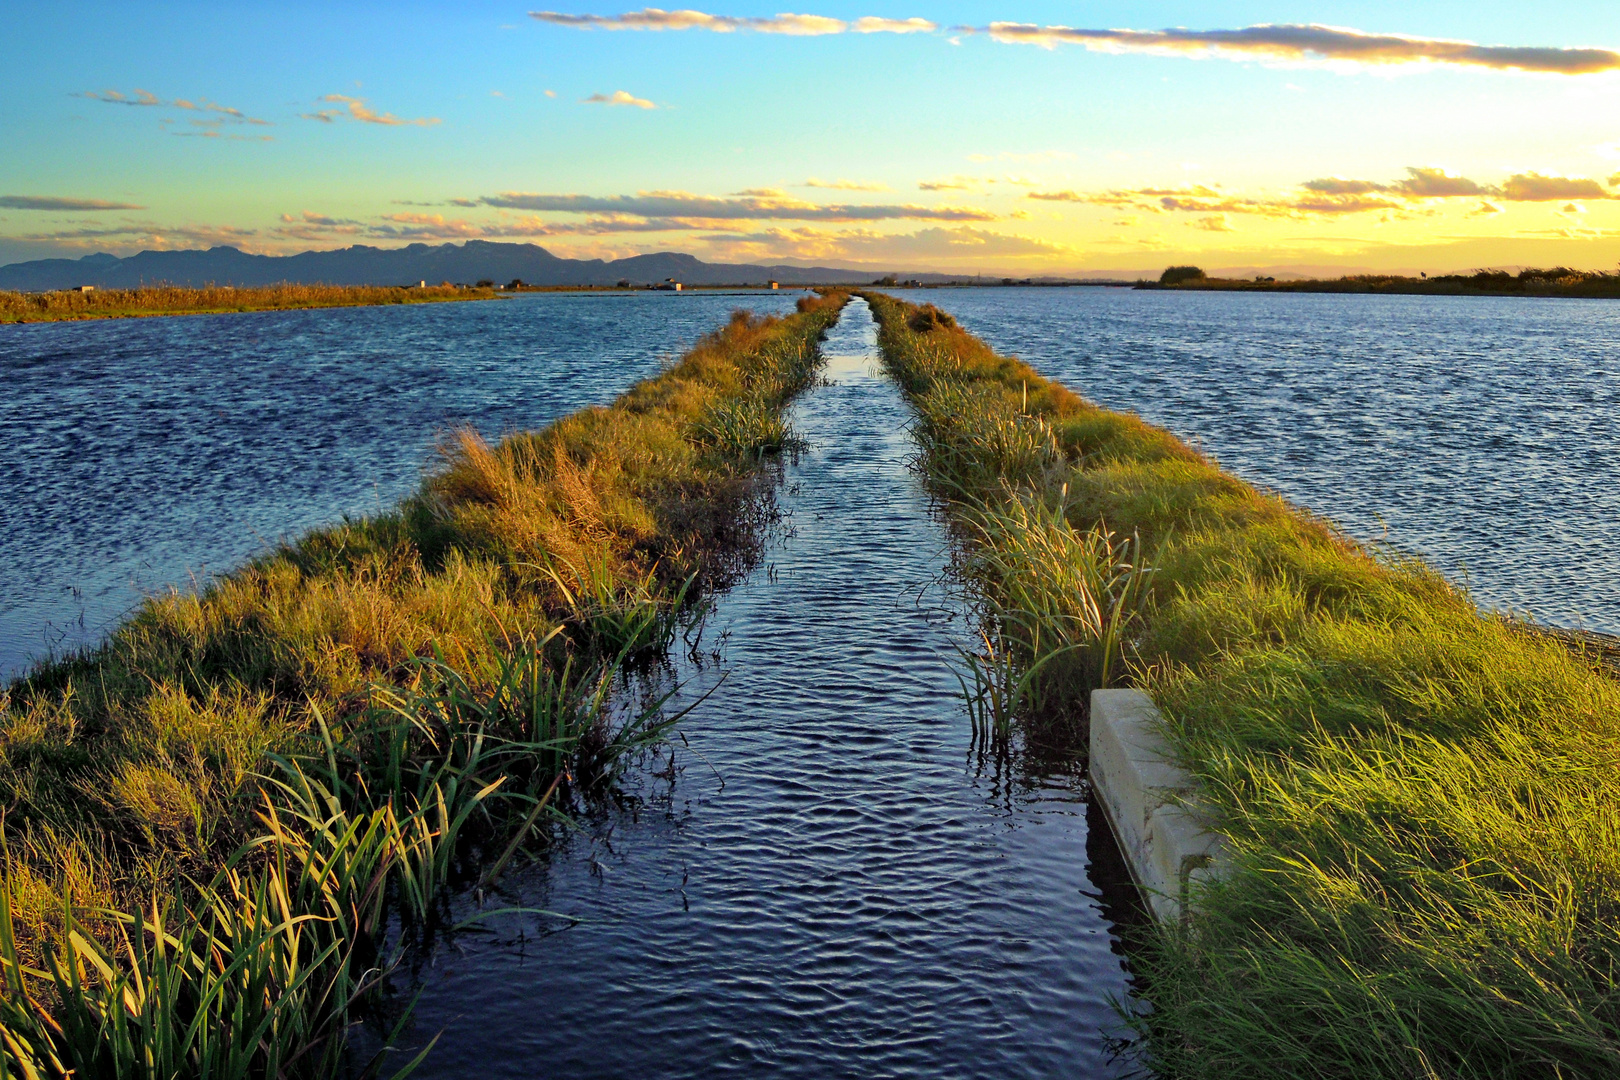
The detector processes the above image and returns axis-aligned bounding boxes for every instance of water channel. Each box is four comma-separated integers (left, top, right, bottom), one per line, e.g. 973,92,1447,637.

399,299,1140,1078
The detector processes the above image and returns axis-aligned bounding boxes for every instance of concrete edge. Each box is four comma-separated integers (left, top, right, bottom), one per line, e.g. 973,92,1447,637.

1090,688,1226,924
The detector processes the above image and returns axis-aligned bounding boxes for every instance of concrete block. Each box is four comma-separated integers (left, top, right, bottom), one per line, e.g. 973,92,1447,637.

1090,689,1225,923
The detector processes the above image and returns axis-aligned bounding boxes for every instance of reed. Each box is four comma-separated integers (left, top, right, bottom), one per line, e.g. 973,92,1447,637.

863,290,1620,1078
0,283,496,324
0,291,849,1075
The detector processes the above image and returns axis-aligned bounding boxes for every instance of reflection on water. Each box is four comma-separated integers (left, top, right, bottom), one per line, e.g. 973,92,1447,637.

0,291,804,680
897,287,1620,634
398,300,1140,1079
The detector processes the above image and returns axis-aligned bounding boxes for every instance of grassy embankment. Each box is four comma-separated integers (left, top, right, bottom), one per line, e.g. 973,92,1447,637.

1145,266,1620,298
0,283,497,324
862,291,1620,1079
0,291,848,1075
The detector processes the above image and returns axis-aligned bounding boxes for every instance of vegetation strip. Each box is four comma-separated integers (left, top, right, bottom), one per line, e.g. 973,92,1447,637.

0,291,848,1075
0,283,498,324
861,290,1620,1079
1145,263,1620,298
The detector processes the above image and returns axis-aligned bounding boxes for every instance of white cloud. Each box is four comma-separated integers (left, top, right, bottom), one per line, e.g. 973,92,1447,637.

303,94,440,127
533,8,844,35
803,177,890,191
582,90,658,109
78,89,271,125
851,17,935,34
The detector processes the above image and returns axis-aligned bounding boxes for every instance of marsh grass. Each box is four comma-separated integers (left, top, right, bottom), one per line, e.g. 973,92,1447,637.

0,292,848,1074
863,290,1620,1078
0,283,495,324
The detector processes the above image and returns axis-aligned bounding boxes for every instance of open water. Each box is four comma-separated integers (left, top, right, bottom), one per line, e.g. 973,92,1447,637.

397,298,1141,1078
0,291,801,680
7,287,1613,681
4,285,1614,1075
896,287,1620,634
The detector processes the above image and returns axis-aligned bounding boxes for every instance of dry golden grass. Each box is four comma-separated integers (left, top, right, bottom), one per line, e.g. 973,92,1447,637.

865,289,1620,1079
0,281,495,323
0,293,848,970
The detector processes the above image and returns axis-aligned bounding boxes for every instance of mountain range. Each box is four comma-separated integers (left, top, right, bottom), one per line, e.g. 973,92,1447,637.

0,240,909,292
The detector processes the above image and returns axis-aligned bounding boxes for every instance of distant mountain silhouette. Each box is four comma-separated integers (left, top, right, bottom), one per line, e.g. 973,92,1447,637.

0,240,905,291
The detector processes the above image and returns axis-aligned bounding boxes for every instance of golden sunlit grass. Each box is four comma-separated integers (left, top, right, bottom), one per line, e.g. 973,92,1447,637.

0,282,496,323
0,291,848,1074
864,289,1620,1079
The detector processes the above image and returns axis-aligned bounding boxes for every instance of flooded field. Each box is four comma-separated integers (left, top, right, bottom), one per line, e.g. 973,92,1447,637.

5,285,1616,1075
898,287,1620,634
0,290,802,679
9,286,1614,681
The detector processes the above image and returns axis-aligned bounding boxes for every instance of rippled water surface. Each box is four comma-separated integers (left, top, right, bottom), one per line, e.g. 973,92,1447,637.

897,287,1620,633
0,291,802,679
398,300,1139,1079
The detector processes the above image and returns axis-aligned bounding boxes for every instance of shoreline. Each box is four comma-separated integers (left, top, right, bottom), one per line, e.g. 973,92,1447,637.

0,292,851,1071
0,282,500,324
861,288,1620,1077
1139,272,1620,299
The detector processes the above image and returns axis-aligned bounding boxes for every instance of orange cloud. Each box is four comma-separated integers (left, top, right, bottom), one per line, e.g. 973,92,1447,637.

480,189,995,222
1500,172,1609,201
304,94,440,127
697,224,1065,265
977,22,1620,75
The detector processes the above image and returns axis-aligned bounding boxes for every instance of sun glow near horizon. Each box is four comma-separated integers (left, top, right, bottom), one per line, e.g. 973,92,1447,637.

6,2,1620,276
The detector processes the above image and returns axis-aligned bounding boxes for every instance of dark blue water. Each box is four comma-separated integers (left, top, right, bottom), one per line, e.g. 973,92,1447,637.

897,288,1620,634
0,291,803,680
399,299,1140,1079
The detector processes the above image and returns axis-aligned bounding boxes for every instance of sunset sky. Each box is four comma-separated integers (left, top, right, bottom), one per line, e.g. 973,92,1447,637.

6,2,1620,275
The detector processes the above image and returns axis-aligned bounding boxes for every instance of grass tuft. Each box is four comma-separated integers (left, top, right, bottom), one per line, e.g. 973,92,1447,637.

0,290,850,1074
862,289,1620,1078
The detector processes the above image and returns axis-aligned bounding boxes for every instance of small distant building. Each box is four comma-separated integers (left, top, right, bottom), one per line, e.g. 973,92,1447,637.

71,285,95,293
417,280,427,288
656,278,683,292
768,280,779,290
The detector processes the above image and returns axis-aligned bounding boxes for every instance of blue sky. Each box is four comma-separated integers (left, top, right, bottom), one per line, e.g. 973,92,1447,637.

5,2,1620,273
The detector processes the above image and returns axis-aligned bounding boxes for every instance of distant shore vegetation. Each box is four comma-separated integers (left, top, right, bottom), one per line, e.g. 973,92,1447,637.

1148,265,1620,297
0,281,497,324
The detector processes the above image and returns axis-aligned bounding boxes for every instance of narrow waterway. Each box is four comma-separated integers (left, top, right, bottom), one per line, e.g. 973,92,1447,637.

400,299,1140,1078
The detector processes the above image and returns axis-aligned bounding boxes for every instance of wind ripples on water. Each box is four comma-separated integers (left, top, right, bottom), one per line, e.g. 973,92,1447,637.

897,287,1620,634
399,300,1138,1079
0,291,802,679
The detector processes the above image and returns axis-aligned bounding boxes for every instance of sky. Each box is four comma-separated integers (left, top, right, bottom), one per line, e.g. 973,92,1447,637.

6,2,1620,275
